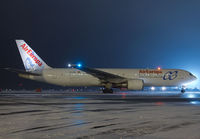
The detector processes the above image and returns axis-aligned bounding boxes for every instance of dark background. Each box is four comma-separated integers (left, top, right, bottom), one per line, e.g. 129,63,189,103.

0,0,200,89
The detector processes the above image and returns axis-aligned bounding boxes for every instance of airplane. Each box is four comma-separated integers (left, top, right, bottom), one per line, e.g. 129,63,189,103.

4,40,197,93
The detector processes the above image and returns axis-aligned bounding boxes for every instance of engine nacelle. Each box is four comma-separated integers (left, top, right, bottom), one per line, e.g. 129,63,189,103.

127,79,144,90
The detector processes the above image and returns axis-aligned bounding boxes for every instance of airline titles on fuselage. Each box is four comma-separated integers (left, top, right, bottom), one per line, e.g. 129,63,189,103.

139,69,163,78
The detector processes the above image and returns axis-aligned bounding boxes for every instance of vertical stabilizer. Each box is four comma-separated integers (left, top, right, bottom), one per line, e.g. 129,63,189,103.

15,40,51,72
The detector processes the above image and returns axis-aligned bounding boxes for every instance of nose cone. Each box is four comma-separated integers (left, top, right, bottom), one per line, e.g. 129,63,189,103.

188,72,197,81
190,74,197,82
183,72,197,86
193,75,197,81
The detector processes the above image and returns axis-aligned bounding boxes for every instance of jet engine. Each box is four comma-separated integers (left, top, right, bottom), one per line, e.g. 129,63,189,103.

126,79,144,90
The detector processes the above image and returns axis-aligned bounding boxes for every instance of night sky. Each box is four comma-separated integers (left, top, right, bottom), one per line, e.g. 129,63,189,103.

1,0,200,89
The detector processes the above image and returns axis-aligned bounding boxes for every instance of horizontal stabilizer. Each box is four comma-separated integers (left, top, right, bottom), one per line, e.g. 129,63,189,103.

2,68,41,76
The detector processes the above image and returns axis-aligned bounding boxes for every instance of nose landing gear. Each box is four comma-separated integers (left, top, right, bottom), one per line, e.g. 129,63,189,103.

181,88,185,93
181,86,186,93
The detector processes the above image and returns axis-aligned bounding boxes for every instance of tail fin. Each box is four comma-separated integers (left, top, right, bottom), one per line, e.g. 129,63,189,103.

15,40,51,72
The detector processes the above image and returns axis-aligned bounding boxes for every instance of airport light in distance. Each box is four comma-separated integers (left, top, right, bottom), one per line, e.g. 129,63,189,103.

162,86,166,91
151,86,155,91
190,101,200,104
77,63,82,68
187,94,195,98
68,64,72,68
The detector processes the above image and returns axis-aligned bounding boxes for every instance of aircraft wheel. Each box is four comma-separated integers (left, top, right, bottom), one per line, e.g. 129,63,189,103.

103,88,113,94
181,88,185,93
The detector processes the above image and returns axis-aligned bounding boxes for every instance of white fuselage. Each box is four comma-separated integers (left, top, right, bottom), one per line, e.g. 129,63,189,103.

20,68,196,88
14,40,197,90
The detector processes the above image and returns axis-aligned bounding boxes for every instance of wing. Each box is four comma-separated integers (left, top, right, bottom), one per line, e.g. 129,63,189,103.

69,64,127,84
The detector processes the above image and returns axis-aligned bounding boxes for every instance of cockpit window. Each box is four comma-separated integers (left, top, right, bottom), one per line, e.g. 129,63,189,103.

189,73,194,76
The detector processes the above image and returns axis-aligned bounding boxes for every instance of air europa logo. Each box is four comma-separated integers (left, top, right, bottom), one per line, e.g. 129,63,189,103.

163,71,178,80
139,70,162,74
20,44,42,67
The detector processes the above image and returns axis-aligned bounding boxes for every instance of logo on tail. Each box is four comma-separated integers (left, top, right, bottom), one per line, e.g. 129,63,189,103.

25,57,36,70
16,40,51,72
20,43,42,67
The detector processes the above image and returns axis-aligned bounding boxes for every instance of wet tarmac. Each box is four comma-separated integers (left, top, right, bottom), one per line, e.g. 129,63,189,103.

0,91,200,139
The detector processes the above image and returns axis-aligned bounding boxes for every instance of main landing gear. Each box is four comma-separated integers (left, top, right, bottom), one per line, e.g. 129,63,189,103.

102,83,113,93
102,88,113,94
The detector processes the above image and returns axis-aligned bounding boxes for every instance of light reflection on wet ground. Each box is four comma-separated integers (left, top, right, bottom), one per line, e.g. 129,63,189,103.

0,91,200,139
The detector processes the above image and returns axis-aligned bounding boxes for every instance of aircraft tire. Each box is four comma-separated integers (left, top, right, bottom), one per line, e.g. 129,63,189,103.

103,88,113,94
181,88,185,93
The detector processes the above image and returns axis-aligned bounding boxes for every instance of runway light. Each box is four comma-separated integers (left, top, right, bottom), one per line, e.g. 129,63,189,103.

187,94,195,98
190,101,200,105
155,102,164,106
73,96,86,100
161,87,166,91
120,92,127,99
151,86,155,91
